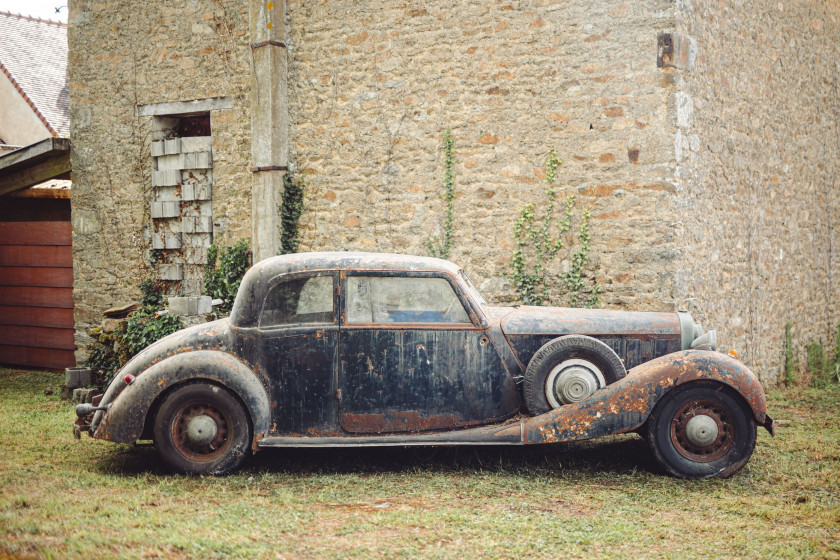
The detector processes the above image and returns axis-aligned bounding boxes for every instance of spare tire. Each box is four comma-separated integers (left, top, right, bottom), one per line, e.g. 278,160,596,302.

523,335,627,415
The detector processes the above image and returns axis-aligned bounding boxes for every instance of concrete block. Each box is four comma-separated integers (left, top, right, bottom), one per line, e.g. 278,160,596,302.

164,137,182,154
152,230,164,248
164,232,182,249
183,151,213,169
156,153,186,171
152,169,182,187
180,136,213,153
197,216,214,233
152,201,180,219
154,186,180,202
182,216,197,234
65,367,92,389
151,140,166,157
168,295,212,316
181,278,204,297
158,263,183,280
181,182,211,201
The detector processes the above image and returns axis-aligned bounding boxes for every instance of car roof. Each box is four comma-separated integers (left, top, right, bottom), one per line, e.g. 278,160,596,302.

250,251,462,276
230,252,466,328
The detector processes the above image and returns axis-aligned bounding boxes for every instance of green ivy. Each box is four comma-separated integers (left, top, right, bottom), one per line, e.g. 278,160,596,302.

426,129,456,260
204,239,251,313
280,173,307,255
85,279,183,387
509,148,601,307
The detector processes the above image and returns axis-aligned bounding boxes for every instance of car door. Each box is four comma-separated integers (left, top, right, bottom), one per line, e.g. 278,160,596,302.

252,271,340,436
338,271,519,434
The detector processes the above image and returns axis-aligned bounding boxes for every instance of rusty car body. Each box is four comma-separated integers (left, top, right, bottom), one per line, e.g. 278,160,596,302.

75,252,773,477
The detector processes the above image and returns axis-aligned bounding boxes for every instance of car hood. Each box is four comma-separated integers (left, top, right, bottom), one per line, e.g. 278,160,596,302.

489,306,682,338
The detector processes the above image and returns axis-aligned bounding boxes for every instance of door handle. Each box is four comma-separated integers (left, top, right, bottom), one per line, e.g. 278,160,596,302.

335,388,343,405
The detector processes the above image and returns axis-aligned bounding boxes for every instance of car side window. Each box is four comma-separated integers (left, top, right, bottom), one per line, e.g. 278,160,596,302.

346,276,470,324
260,275,334,327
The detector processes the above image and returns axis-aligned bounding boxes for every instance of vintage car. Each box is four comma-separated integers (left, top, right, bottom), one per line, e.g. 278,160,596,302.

75,252,773,477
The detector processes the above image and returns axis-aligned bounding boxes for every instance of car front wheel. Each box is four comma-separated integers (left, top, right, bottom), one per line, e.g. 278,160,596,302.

646,382,757,478
153,383,250,475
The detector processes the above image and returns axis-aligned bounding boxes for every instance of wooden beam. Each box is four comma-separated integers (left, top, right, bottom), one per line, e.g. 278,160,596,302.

0,153,71,195
0,138,71,196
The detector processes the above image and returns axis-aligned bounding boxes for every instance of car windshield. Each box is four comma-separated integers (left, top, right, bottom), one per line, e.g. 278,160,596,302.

459,269,488,307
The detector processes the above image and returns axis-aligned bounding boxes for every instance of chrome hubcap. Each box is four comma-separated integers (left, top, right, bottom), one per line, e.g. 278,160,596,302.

186,415,218,446
546,359,606,408
684,414,719,447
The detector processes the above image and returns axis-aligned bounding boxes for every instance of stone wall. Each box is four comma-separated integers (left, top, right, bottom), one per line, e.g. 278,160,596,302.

286,0,682,310
68,0,254,360
68,0,838,381
673,1,840,380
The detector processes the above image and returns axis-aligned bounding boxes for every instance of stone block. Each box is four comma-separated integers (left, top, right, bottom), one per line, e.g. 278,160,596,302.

168,295,212,316
164,137,182,154
66,367,93,389
180,136,213,153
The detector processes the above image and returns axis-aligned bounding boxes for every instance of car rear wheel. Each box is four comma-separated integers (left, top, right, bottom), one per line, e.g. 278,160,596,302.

523,335,627,415
646,382,757,478
153,383,250,475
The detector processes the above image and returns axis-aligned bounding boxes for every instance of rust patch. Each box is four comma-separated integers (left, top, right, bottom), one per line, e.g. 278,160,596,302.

523,350,769,445
341,410,477,434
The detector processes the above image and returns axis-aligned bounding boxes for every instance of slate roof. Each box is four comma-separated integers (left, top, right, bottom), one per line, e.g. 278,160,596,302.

0,11,69,137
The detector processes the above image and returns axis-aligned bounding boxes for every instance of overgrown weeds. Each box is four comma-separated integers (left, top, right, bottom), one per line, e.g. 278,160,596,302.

1,368,837,559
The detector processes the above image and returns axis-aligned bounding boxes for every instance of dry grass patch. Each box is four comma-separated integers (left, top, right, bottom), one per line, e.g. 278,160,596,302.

0,367,837,559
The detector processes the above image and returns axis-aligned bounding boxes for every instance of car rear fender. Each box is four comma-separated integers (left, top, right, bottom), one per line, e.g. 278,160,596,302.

523,349,768,444
93,350,270,449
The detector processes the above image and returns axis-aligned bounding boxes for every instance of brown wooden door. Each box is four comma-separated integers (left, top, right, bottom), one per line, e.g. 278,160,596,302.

0,221,75,369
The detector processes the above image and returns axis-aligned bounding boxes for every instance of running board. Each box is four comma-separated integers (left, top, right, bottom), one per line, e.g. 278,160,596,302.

258,422,524,448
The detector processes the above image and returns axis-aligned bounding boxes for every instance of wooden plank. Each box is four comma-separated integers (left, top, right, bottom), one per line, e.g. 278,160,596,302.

0,344,75,370
0,222,71,245
0,286,73,308
0,325,75,350
0,152,71,196
0,267,73,287
0,245,73,267
0,306,74,328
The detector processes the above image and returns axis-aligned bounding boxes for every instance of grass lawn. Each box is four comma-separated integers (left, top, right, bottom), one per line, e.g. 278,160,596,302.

0,368,837,560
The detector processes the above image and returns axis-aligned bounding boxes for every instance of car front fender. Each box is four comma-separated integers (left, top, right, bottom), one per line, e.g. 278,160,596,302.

523,349,769,444
93,350,270,448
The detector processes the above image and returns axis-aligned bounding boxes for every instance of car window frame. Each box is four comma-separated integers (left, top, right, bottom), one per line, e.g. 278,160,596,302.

339,270,486,330
257,270,340,332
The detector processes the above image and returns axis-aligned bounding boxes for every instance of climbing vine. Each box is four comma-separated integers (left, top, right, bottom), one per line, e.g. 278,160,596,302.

85,279,182,386
279,173,307,255
509,148,601,307
204,239,252,313
426,129,456,259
